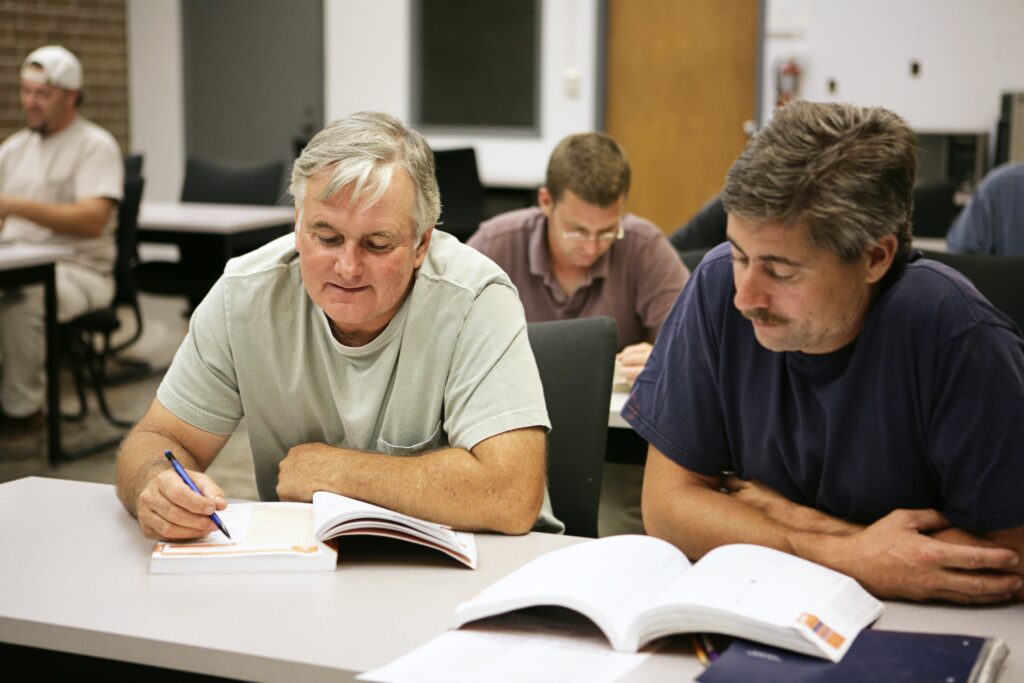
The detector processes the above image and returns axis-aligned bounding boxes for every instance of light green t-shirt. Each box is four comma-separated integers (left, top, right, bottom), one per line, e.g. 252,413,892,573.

157,230,562,532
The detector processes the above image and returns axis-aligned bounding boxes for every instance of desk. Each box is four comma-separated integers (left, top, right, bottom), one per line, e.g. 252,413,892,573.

609,390,630,429
137,201,295,307
0,244,73,464
2,477,1021,682
914,236,948,253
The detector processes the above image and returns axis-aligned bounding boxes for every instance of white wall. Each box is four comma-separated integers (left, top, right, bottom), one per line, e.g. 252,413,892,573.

764,0,1024,144
324,0,602,188
126,0,185,201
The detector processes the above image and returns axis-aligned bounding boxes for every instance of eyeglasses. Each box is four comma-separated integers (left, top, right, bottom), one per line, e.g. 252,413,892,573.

560,221,624,243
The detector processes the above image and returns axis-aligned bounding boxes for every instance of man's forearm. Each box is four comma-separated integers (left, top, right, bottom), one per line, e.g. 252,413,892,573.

116,428,204,516
725,478,862,536
0,196,111,237
644,479,810,559
277,432,546,534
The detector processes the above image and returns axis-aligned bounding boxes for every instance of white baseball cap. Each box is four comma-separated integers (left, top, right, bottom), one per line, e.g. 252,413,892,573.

21,45,83,91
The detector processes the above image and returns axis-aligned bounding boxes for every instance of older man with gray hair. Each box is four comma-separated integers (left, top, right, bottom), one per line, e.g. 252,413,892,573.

628,101,1024,603
116,112,558,538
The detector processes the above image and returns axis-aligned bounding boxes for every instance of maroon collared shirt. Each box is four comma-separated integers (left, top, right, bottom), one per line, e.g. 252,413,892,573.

469,207,689,349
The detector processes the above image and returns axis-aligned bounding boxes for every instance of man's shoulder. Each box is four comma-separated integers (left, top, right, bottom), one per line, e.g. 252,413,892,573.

68,117,120,154
420,230,517,298
983,162,1024,188
882,256,1016,340
222,233,300,281
0,128,34,156
475,207,542,243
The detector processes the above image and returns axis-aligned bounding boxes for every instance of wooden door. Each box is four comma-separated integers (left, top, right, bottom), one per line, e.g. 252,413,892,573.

606,0,759,233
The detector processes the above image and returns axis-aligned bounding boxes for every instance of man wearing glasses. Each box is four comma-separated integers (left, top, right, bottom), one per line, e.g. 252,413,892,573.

469,132,688,535
469,132,688,383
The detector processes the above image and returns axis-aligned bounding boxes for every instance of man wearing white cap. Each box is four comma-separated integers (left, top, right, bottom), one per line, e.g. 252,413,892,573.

0,45,123,443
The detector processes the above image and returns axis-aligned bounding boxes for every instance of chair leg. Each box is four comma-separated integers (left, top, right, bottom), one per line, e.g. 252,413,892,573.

61,335,89,422
88,332,135,430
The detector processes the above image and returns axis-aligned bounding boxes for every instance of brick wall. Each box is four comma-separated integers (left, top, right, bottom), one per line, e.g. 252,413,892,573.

0,0,129,150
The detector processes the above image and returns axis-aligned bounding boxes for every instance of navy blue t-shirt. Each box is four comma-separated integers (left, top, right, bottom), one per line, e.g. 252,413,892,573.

624,243,1024,533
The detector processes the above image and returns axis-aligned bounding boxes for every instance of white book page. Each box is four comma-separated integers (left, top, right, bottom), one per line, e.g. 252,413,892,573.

155,503,316,556
359,614,650,683
311,491,477,566
649,544,847,624
455,536,690,648
642,544,880,659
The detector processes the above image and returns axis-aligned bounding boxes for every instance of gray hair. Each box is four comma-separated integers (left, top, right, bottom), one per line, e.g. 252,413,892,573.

721,101,916,264
290,111,441,241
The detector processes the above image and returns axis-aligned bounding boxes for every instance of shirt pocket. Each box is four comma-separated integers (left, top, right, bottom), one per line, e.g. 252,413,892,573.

376,421,444,456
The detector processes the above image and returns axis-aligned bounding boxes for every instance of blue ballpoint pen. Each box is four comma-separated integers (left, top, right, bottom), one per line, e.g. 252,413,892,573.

163,449,231,539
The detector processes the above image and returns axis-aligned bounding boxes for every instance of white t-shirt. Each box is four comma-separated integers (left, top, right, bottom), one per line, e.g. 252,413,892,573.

158,231,562,531
0,115,123,273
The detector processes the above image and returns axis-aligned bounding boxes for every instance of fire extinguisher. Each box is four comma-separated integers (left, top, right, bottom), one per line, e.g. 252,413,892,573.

776,58,801,108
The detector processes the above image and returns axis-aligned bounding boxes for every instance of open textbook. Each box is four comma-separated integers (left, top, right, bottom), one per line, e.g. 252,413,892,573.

150,491,477,573
453,535,882,662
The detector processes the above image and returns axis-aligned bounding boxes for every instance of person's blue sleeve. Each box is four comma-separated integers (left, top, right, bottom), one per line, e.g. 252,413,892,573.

622,247,733,476
946,190,995,254
929,320,1024,532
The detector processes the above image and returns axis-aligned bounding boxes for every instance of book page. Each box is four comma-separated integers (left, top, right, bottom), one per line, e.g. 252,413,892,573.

454,536,690,648
245,505,315,547
311,491,477,567
359,613,651,683
651,544,843,624
645,544,881,659
154,503,317,556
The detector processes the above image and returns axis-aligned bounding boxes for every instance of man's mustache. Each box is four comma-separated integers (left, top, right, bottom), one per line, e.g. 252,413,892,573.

741,308,789,325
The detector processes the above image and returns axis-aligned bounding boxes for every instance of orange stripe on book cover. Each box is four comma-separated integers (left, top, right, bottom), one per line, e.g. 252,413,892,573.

797,613,845,649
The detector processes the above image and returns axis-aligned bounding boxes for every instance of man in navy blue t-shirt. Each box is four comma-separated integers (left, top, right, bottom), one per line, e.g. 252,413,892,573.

625,101,1024,604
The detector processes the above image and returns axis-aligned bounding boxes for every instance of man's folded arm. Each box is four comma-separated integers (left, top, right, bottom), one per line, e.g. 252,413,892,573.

0,195,114,237
276,426,547,535
642,445,1023,604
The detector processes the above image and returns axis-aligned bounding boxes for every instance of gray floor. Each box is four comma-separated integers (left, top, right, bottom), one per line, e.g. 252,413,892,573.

0,293,259,501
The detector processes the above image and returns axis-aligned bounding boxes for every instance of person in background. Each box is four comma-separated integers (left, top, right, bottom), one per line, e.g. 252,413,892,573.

0,45,122,447
946,162,1024,255
469,133,688,536
630,101,1024,603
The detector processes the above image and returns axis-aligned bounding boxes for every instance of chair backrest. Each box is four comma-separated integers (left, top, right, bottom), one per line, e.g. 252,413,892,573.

670,195,727,251
912,181,959,238
433,147,485,242
920,249,1024,331
527,317,617,537
678,247,710,273
114,175,145,308
181,158,285,206
124,154,144,177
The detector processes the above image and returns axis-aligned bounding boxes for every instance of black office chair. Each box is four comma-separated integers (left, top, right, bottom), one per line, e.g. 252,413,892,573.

136,158,286,311
912,181,959,238
527,317,618,537
433,147,485,242
124,153,144,178
59,175,146,456
678,248,710,273
179,157,285,206
670,195,727,252
919,250,1024,331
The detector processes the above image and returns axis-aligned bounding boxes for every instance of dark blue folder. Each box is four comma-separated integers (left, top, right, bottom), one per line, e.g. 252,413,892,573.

697,629,1007,683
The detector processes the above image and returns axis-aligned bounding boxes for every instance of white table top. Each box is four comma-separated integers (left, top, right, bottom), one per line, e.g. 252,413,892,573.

0,242,73,270
609,390,631,429
913,236,947,252
138,201,295,234
1,477,1020,682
